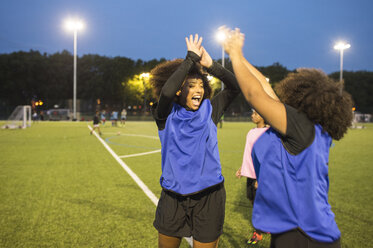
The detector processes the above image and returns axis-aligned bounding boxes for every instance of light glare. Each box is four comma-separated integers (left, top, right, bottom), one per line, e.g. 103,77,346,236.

64,19,84,31
216,31,226,43
334,42,351,50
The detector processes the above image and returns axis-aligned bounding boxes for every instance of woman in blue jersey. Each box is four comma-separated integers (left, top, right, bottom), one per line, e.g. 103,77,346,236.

150,34,240,248
221,27,353,248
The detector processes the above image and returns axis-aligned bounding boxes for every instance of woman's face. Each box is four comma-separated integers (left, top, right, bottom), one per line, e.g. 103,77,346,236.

178,76,205,111
251,110,263,124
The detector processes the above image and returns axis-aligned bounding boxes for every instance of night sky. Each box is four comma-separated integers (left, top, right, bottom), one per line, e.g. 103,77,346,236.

1,0,372,73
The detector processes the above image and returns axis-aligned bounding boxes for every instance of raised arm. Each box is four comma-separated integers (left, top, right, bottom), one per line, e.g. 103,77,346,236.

156,34,203,119
241,59,279,101
199,46,240,124
200,46,240,93
222,27,287,135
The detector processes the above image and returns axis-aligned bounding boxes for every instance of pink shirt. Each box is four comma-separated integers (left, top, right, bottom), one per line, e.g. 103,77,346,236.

240,127,269,179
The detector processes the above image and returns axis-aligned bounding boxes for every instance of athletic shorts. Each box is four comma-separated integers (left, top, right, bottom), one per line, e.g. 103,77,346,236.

246,178,257,203
153,183,226,243
93,124,99,128
270,228,341,248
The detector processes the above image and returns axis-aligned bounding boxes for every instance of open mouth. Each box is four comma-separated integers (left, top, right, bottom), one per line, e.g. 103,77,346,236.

191,95,202,106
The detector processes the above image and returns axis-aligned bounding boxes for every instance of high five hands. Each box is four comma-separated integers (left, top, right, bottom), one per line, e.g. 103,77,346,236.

185,28,244,68
218,26,245,57
185,34,213,68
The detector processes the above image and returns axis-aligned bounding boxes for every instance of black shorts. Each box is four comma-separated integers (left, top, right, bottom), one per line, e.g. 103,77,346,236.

153,183,226,243
246,178,257,203
270,228,341,248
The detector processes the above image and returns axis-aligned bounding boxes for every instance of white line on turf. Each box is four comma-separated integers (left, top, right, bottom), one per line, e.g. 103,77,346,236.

88,126,158,205
88,126,193,247
119,149,161,158
103,132,159,139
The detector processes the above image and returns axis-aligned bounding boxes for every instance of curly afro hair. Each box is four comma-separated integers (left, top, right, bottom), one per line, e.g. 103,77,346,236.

274,68,353,140
149,59,212,100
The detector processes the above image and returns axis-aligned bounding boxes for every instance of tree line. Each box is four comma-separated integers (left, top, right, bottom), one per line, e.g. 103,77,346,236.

0,50,372,119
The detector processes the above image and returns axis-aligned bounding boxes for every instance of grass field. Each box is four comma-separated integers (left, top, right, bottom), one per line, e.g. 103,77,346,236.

0,121,372,248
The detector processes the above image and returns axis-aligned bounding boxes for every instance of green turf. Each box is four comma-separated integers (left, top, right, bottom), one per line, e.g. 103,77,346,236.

0,121,372,247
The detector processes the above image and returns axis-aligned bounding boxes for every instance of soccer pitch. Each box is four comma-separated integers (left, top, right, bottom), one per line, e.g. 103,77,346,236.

0,121,372,247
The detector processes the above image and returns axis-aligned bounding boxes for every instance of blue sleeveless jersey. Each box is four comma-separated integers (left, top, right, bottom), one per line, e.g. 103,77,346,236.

158,99,223,195
252,125,340,242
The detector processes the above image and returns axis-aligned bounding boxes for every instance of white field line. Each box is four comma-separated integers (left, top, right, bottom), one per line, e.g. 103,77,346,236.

104,132,159,139
88,126,193,247
88,126,158,205
119,149,161,158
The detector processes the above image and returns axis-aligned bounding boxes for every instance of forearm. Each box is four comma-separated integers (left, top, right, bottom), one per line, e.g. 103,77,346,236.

230,51,287,134
242,60,279,101
221,26,287,133
160,55,195,99
207,62,240,92
210,62,240,124
209,62,240,124
229,51,265,102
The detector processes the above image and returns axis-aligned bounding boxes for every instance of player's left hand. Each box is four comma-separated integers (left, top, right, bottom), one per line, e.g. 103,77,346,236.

185,34,203,57
220,26,245,56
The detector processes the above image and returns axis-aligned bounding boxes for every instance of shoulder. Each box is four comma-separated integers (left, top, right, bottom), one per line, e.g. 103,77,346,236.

283,104,315,155
152,102,174,130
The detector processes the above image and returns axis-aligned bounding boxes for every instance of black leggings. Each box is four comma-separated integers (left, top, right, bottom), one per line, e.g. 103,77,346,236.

270,228,341,248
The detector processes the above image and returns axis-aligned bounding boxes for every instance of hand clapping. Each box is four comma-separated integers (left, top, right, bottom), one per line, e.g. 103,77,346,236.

185,34,213,68
185,34,203,57
218,26,245,56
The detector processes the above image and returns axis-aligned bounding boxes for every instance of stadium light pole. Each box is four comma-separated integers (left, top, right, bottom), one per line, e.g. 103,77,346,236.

216,30,226,90
334,42,350,82
64,18,84,121
140,73,150,112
